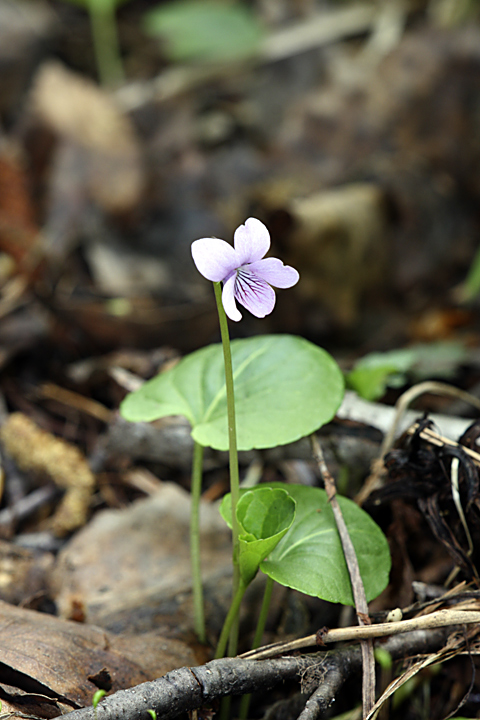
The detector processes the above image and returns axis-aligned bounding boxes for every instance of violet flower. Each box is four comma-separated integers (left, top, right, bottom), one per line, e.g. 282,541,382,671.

191,218,299,321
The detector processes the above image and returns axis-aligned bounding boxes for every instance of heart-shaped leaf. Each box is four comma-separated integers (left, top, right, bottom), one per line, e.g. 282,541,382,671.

262,483,390,605
221,483,390,605
221,487,296,585
120,335,344,451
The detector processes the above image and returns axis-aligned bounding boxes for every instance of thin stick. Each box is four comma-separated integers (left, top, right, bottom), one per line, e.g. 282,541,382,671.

406,424,480,467
239,606,480,660
314,436,374,715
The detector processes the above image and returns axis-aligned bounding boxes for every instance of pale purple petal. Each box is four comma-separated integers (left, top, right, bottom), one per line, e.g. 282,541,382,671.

248,257,300,288
234,268,276,318
191,237,239,282
222,273,242,321
233,218,270,265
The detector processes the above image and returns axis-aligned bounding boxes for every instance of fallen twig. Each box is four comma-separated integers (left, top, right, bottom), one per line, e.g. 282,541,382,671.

59,628,452,720
310,434,375,716
240,604,480,661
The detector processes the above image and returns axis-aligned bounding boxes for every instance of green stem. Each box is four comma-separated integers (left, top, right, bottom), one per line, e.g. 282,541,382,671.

238,576,275,719
215,580,247,659
252,575,275,649
213,281,241,657
213,282,240,545
88,0,125,87
190,441,206,643
227,576,240,657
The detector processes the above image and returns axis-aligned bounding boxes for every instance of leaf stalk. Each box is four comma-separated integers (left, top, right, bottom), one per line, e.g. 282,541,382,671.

190,440,206,643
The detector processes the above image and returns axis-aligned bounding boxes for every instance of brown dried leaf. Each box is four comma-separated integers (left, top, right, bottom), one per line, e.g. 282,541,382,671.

0,539,54,605
0,413,95,535
0,684,67,720
0,599,197,708
287,183,388,325
30,61,144,214
51,482,232,638
0,144,39,270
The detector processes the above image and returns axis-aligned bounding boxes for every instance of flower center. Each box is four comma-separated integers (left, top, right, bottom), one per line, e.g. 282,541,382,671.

235,265,266,301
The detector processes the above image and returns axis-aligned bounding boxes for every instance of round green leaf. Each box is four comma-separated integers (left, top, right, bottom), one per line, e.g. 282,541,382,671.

260,483,390,605
120,335,344,451
144,0,264,64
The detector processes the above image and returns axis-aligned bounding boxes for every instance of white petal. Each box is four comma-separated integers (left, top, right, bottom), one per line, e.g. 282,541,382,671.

233,218,270,266
234,269,276,318
248,257,299,288
222,273,242,321
191,238,239,282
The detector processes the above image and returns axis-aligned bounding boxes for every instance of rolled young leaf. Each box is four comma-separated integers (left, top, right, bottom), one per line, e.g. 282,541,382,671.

221,487,296,585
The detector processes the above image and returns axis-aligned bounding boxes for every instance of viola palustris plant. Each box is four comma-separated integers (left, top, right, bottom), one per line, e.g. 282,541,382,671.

120,218,390,657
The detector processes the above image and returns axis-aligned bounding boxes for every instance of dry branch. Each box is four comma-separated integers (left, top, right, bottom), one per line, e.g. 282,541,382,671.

61,629,454,720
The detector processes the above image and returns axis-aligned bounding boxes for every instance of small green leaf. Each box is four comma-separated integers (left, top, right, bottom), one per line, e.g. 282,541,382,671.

460,242,480,301
375,647,393,671
92,690,107,708
221,487,296,585
346,363,404,401
236,487,295,539
120,335,344,451
346,342,468,401
62,0,130,9
144,0,264,64
147,711,157,720
261,483,390,605
346,349,415,401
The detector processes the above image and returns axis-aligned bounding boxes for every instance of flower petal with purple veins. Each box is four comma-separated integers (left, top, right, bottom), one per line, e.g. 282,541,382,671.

248,257,300,288
234,268,276,318
191,217,299,321
233,218,270,266
222,273,242,321
191,237,239,282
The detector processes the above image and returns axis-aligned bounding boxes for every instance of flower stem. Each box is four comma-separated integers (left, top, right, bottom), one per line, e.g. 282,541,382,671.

190,440,206,643
87,0,125,87
213,281,241,656
238,576,275,719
